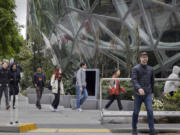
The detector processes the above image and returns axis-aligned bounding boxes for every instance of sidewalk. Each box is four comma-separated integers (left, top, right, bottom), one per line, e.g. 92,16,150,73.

0,94,180,133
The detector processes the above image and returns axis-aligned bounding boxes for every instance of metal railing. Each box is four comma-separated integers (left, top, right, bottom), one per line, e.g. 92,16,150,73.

99,78,180,111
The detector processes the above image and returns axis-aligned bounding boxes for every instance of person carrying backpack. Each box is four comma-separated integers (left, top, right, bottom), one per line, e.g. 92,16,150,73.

75,62,88,112
32,67,46,109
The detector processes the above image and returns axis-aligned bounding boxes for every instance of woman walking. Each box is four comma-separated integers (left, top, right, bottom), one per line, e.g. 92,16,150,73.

9,63,21,109
9,63,21,124
105,69,126,110
50,67,64,111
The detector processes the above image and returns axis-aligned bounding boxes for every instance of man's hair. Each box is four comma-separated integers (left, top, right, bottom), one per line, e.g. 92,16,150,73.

80,62,86,67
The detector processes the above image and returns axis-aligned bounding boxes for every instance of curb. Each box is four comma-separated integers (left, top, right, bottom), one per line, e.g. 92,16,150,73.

17,128,180,133
111,128,180,133
0,123,37,133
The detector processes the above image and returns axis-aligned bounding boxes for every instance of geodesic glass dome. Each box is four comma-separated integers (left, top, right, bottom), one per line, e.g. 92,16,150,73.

27,0,180,76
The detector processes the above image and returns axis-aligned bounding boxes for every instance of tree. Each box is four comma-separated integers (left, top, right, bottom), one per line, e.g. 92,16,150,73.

0,0,24,58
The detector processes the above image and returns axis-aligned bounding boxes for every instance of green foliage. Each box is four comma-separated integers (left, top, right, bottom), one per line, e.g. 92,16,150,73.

152,98,164,111
163,88,180,111
0,0,24,58
15,45,34,90
154,82,164,98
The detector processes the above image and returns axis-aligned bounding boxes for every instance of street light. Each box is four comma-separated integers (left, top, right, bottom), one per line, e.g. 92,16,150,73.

28,41,36,72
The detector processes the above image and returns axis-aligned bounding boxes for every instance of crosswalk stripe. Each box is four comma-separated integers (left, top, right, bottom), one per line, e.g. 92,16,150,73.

59,129,111,133
29,128,57,133
29,128,111,133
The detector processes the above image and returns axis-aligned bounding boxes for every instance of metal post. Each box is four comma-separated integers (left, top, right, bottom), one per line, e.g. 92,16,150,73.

33,43,36,72
28,41,35,72
99,78,103,111
9,95,19,125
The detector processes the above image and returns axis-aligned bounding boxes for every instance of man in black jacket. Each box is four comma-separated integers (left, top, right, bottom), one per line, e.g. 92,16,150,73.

0,62,10,110
33,67,46,109
131,52,156,135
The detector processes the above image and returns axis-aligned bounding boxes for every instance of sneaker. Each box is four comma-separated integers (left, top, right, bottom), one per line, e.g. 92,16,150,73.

49,105,55,112
15,121,19,124
9,122,13,125
6,105,10,110
77,108,82,112
38,105,41,110
102,108,107,111
13,105,16,109
132,129,138,135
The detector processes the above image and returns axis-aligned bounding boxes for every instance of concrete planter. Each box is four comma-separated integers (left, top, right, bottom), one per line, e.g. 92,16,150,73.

26,88,134,110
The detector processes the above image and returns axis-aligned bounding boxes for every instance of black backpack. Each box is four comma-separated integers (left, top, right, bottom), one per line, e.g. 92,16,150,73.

72,71,77,85
48,80,52,90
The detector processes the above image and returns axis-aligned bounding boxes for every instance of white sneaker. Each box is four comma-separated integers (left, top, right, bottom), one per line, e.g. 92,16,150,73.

77,108,82,112
49,105,55,112
102,108,106,111
54,108,60,112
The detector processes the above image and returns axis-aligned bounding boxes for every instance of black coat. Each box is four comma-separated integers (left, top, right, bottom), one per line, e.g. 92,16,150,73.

131,64,154,95
9,70,21,95
0,68,9,87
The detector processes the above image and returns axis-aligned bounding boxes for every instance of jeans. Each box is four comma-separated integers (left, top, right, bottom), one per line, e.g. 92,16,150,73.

76,86,88,109
105,95,123,110
0,86,9,106
132,94,154,131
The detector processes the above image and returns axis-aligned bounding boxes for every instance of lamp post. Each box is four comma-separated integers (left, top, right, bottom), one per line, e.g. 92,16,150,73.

28,41,36,72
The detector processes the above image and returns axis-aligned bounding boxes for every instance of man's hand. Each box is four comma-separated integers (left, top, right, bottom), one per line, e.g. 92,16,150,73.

80,87,83,91
6,84,8,87
0,84,1,87
152,93,154,98
138,88,145,95
35,84,37,87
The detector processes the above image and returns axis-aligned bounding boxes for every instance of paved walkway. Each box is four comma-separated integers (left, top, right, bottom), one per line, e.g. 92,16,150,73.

0,94,180,134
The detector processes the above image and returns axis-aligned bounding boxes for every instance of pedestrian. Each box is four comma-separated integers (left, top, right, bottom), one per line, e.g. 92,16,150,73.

131,52,156,135
164,65,180,96
50,67,64,112
9,63,21,109
33,67,46,109
104,69,126,110
9,63,21,124
0,62,10,110
75,62,88,112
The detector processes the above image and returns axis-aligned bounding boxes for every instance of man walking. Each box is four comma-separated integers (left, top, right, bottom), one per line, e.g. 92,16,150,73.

131,52,156,135
33,67,46,109
0,62,10,110
76,62,88,112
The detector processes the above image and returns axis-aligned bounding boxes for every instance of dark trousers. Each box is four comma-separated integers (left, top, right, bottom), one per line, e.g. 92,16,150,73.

132,94,154,131
0,86,9,106
105,95,123,110
36,87,44,107
9,85,19,107
52,91,60,109
10,95,16,107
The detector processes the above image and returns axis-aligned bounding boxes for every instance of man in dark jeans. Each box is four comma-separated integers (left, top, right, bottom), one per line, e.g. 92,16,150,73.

131,52,157,135
33,67,46,109
0,62,10,110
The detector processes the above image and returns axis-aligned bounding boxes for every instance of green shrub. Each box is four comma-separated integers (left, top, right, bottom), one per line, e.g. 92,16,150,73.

163,88,180,111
